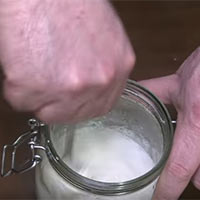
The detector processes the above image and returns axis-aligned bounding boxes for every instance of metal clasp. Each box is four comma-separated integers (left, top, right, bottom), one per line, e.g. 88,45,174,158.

1,119,46,177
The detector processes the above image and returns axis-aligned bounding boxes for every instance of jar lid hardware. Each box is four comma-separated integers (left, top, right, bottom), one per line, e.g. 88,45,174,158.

1,119,46,177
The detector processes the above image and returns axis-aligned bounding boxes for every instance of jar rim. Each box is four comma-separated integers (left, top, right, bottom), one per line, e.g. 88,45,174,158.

42,80,173,195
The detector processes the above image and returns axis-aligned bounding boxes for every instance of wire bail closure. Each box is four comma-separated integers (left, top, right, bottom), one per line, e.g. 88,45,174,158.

1,119,46,177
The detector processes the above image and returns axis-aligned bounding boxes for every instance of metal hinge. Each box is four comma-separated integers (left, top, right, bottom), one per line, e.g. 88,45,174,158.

1,119,46,177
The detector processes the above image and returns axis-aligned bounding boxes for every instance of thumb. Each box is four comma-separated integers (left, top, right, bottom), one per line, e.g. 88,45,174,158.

138,74,179,105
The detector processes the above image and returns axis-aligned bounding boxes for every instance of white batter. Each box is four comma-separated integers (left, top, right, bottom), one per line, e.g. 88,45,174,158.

36,124,157,200
67,126,154,182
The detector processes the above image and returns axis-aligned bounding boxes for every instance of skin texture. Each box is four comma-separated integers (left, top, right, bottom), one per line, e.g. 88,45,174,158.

0,0,135,123
139,47,200,200
0,0,200,199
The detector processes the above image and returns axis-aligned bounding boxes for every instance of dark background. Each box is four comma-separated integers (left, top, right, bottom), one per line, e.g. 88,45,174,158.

0,1,200,199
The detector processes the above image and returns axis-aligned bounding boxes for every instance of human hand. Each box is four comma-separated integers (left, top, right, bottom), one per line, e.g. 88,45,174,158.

0,0,135,123
139,47,200,200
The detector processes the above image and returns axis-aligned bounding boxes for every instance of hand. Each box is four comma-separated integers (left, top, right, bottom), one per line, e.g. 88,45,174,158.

139,47,200,200
0,0,135,123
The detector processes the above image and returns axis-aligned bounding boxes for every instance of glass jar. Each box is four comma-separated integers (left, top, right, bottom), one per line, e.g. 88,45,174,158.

1,80,173,200
36,80,173,200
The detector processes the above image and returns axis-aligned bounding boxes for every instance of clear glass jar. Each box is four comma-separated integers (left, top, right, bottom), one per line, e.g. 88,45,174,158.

35,80,173,200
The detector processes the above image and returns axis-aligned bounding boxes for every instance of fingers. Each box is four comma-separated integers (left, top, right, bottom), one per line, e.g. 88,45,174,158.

138,74,179,105
153,114,200,200
35,77,125,124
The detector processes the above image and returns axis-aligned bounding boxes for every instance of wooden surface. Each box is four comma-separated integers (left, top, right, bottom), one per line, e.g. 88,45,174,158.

0,1,200,199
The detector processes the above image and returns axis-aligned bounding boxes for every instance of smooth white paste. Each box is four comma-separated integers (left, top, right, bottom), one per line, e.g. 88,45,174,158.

67,126,154,182
36,125,157,200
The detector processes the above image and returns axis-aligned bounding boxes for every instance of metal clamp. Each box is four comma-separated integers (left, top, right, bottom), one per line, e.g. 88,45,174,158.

1,119,46,177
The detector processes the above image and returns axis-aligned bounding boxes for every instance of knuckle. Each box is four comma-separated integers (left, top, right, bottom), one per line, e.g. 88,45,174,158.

99,67,115,86
100,75,111,87
167,161,192,182
70,79,83,91
122,44,136,74
125,52,136,72
67,72,84,92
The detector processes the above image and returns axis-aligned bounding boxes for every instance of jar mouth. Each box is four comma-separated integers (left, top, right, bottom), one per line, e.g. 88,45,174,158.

42,80,174,195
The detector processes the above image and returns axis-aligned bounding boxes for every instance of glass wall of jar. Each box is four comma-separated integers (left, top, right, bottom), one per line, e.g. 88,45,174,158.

35,80,173,200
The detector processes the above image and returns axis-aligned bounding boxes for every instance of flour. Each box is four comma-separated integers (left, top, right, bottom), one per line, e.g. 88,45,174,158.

66,126,154,183
36,124,157,200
